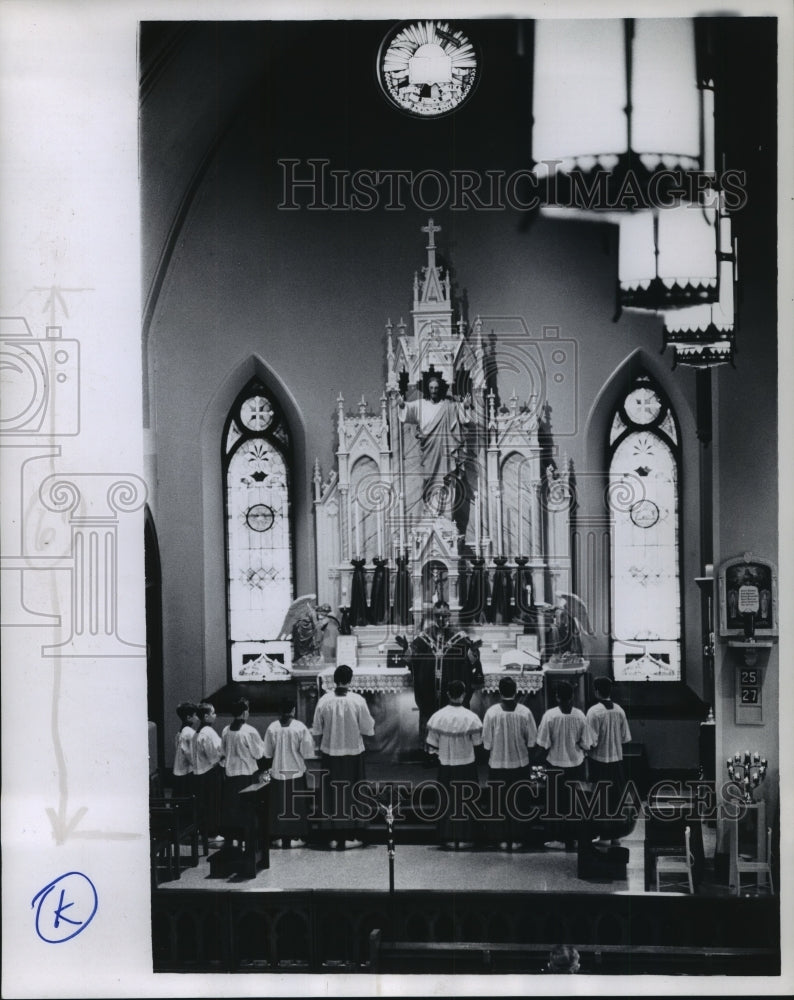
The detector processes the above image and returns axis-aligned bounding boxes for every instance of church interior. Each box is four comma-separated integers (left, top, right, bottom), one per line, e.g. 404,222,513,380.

140,17,782,978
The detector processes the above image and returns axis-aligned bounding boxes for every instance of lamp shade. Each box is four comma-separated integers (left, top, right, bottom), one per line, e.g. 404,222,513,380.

662,205,737,368
619,198,719,309
533,18,705,214
532,18,627,173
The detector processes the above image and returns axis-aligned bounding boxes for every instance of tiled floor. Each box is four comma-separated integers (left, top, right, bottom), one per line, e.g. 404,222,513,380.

162,817,721,895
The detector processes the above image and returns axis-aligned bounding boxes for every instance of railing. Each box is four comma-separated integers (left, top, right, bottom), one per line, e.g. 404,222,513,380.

151,888,780,974
368,929,779,975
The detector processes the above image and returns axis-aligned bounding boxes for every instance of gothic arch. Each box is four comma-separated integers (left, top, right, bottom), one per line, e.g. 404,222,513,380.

144,504,164,775
585,349,695,465
200,354,309,693
579,349,702,684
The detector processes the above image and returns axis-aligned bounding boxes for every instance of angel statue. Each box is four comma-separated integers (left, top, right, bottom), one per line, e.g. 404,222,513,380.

278,594,341,667
545,592,594,660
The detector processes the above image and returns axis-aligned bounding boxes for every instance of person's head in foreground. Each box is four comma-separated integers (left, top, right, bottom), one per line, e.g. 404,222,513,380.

446,678,466,704
547,943,580,973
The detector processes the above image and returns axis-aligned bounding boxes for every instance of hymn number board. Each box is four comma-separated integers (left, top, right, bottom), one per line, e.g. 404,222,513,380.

736,666,763,725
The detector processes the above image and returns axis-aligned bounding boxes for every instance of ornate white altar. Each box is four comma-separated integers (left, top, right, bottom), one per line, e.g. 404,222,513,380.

311,219,574,630
298,220,583,759
317,665,546,697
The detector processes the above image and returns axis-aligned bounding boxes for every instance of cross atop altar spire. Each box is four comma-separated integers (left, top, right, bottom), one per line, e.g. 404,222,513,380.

422,217,441,270
422,217,441,247
414,217,449,315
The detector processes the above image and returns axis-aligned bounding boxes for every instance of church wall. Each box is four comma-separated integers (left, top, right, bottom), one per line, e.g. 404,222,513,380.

145,31,776,774
147,196,706,765
713,266,780,835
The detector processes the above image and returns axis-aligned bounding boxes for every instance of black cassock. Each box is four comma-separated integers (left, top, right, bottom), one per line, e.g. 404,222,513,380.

514,556,533,617
349,558,369,627
461,557,489,625
407,626,484,718
392,554,412,626
489,556,513,624
368,557,390,625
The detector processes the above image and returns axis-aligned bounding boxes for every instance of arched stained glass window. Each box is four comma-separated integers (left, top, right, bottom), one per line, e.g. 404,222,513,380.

609,374,681,681
224,380,292,661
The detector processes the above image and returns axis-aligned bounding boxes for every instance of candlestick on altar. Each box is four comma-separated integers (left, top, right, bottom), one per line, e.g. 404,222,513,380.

346,491,354,561
517,476,525,556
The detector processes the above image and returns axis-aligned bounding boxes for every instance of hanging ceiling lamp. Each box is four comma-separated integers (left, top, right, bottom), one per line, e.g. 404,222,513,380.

532,16,734,327
617,195,720,311
532,17,711,214
542,193,722,314
661,195,738,368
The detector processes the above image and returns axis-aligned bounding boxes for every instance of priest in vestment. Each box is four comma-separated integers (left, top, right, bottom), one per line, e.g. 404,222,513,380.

397,603,484,736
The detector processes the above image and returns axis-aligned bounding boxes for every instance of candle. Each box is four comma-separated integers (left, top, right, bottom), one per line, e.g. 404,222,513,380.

347,492,353,560
474,490,480,553
518,488,524,556
355,502,361,559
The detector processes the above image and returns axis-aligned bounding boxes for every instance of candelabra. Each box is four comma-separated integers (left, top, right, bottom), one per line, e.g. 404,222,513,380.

726,751,768,803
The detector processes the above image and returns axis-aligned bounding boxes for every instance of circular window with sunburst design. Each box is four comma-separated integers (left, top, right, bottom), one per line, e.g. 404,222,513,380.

377,21,479,118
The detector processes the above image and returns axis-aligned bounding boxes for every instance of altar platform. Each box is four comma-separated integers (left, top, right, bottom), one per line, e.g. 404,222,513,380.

151,766,781,978
162,818,652,895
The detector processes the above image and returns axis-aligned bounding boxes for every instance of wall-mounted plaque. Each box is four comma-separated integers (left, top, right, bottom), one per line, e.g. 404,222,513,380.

719,553,778,639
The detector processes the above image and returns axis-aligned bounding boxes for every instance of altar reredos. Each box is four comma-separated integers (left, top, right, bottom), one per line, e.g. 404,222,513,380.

312,219,574,649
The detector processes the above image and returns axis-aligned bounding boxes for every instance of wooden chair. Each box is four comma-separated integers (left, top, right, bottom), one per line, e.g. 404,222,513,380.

734,826,774,896
150,796,200,872
150,807,179,886
655,824,695,893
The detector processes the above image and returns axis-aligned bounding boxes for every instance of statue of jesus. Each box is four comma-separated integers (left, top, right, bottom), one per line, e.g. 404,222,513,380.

396,374,472,517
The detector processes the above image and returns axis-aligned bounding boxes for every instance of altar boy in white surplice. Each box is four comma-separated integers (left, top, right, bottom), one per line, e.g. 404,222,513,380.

482,675,538,851
263,697,315,849
536,680,595,850
425,678,483,850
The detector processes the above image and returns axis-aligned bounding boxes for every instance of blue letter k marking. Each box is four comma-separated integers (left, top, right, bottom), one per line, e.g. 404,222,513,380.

53,889,82,928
